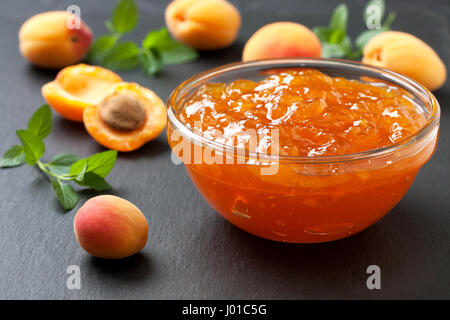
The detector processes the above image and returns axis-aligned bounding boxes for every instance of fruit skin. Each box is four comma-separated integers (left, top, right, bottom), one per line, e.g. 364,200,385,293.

74,195,148,259
42,64,122,122
19,11,92,69
83,82,167,152
242,22,322,61
362,31,446,91
165,0,241,50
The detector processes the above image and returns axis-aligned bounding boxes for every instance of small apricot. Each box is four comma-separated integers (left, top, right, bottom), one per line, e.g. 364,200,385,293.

243,22,322,61
19,11,92,69
165,0,241,50
362,31,446,91
42,64,122,121
83,82,167,152
74,195,148,259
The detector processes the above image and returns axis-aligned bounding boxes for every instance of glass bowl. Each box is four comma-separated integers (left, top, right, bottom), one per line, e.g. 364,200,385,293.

167,59,440,243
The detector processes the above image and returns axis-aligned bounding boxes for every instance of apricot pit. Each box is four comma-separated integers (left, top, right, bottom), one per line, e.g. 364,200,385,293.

99,94,147,132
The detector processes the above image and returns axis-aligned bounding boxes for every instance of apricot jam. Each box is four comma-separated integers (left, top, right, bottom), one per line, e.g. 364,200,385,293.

168,68,437,243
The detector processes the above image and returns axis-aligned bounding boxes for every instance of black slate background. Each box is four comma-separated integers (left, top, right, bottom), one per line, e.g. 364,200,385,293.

0,0,449,299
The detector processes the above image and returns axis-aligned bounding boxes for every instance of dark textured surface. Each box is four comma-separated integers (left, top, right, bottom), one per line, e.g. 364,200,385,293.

0,0,449,299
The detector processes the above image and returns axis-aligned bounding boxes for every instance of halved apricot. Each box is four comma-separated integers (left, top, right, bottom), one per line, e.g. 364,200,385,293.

42,64,122,121
83,82,167,152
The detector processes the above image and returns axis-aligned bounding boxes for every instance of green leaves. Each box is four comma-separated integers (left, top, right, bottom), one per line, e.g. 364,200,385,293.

355,28,387,51
2,106,50,167
140,48,163,75
47,153,80,176
111,0,138,34
84,150,118,178
51,179,78,210
66,150,117,192
28,104,52,139
12,105,51,165
76,172,112,191
16,130,45,165
142,28,198,66
1,105,118,211
313,0,396,59
69,158,88,181
0,145,25,168
329,4,348,34
102,41,140,70
86,35,118,65
86,0,198,75
313,4,353,59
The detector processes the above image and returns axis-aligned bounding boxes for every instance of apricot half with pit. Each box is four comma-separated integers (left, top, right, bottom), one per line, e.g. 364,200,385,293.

83,82,167,152
42,64,122,121
19,11,92,69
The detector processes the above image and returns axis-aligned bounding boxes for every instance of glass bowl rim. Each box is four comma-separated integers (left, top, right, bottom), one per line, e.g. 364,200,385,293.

167,58,440,164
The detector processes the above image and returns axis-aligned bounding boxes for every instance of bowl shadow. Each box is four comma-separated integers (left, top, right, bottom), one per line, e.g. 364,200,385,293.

199,196,433,299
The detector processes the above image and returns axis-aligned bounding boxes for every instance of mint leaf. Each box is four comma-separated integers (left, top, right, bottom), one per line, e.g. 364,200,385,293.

87,35,118,64
69,158,88,181
142,28,198,65
159,42,198,65
322,43,347,58
0,145,25,168
102,42,140,70
328,29,346,44
47,153,80,176
16,130,45,165
105,19,117,34
51,179,78,210
382,12,396,28
313,26,331,42
86,150,117,178
27,105,52,139
112,0,138,34
142,28,171,49
340,35,353,53
75,172,112,191
355,28,387,51
140,48,163,75
50,153,80,166
329,4,348,33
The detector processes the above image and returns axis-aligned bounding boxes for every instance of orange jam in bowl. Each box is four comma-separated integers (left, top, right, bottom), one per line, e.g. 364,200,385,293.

167,59,440,243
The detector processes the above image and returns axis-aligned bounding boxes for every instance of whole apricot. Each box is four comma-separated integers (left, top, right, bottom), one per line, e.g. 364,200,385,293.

243,22,322,61
362,31,446,91
19,11,92,69
165,0,241,50
74,195,148,259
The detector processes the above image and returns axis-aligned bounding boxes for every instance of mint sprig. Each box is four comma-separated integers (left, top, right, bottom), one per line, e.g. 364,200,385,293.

87,0,198,75
0,105,117,210
313,0,396,59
